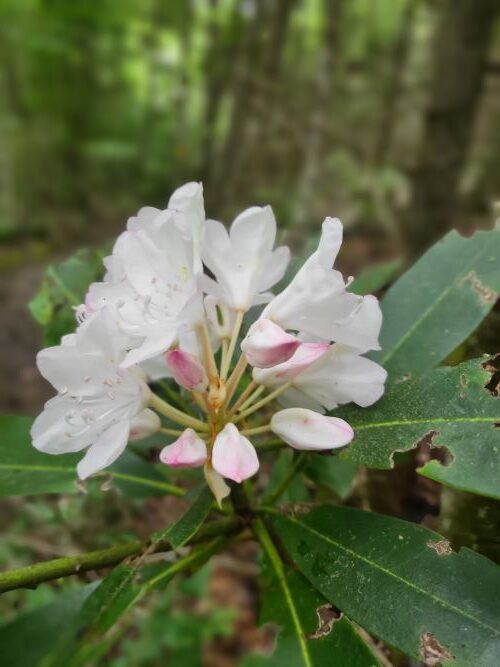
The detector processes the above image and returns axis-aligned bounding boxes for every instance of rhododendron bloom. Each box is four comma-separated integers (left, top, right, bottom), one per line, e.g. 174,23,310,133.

31,182,387,504
31,311,153,479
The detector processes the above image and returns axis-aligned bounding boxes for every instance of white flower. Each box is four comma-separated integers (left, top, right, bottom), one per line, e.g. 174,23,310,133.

270,408,354,450
259,218,381,351
202,206,290,311
31,311,153,479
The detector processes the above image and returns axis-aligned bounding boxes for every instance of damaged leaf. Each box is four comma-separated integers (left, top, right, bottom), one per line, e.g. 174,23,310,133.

269,505,500,666
372,227,500,382
420,631,455,665
336,358,500,500
243,559,381,666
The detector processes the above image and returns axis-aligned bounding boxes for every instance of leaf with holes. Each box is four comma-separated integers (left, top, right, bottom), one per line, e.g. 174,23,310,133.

336,358,500,499
372,227,500,381
0,416,182,498
269,505,500,666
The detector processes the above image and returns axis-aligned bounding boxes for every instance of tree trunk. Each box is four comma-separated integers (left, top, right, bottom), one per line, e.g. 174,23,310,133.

402,0,499,258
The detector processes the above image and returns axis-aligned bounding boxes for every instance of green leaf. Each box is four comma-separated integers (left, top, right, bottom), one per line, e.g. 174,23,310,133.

337,358,500,499
0,416,182,498
350,258,401,296
305,456,358,501
245,558,381,666
0,584,97,667
154,485,213,549
269,505,500,666
373,227,500,381
29,249,105,346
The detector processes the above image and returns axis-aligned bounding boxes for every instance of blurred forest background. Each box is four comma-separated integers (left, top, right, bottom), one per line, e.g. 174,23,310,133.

1,0,500,413
1,1,500,665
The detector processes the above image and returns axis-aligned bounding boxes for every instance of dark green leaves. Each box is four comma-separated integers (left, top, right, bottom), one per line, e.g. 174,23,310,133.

0,416,182,498
373,227,500,381
270,505,500,666
337,358,500,499
154,485,213,549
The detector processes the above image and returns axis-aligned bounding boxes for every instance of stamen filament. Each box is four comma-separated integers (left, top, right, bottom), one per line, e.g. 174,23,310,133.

227,379,258,417
224,354,248,406
232,382,293,424
198,321,218,382
150,392,209,432
240,424,272,436
220,310,244,381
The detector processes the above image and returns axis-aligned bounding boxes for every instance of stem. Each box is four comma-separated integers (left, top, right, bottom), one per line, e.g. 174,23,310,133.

219,338,229,376
233,383,292,424
265,453,306,505
227,379,257,417
220,310,244,380
0,517,241,594
224,354,248,406
240,424,272,437
198,321,218,382
150,393,208,432
236,385,265,414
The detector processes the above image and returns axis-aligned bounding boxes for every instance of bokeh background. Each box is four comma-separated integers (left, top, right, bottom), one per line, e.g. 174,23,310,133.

1,0,500,413
1,1,500,664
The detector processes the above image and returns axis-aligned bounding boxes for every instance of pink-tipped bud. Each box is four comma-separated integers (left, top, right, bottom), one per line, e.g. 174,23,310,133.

241,319,301,368
270,408,354,451
129,409,161,441
166,349,208,391
253,341,330,385
212,423,259,483
159,429,207,468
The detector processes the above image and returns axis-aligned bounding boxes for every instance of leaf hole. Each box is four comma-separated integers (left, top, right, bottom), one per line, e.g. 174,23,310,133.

306,603,343,640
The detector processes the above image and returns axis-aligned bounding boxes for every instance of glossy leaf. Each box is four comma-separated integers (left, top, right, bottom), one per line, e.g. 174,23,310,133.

305,456,358,501
0,416,182,498
154,484,213,549
337,358,500,499
245,559,381,666
270,505,500,666
373,227,500,381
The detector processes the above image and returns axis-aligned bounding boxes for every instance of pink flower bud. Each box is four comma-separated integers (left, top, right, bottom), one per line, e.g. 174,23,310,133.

129,409,161,441
212,423,259,483
253,341,330,385
166,349,208,391
159,429,207,468
241,319,301,368
270,408,354,451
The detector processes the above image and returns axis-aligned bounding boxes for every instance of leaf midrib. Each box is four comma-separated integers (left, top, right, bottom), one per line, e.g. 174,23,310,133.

273,511,500,638
0,463,183,495
353,416,498,431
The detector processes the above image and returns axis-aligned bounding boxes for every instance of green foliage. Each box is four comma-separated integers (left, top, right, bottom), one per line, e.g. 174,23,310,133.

373,227,500,381
29,250,105,346
0,415,182,498
269,505,500,667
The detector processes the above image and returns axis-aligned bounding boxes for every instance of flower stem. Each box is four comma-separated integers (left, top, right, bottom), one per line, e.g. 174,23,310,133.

220,310,244,381
160,427,186,437
240,424,272,436
228,384,264,418
0,516,242,594
150,392,209,432
232,382,292,424
227,380,257,417
224,354,248,406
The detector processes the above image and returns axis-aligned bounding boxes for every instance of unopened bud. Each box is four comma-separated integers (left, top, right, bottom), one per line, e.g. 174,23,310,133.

212,423,259,483
241,319,301,368
166,349,208,391
270,408,354,451
129,409,161,441
159,429,207,468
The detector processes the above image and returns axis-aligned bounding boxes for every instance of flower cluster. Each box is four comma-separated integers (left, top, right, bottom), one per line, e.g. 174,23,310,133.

32,183,387,504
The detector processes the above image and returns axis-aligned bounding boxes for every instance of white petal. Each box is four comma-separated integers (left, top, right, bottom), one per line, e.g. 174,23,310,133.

31,398,92,454
76,421,130,479
330,294,382,352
